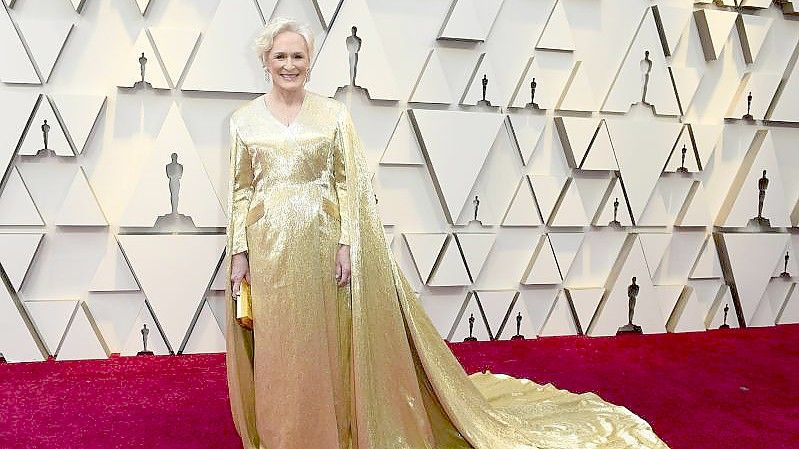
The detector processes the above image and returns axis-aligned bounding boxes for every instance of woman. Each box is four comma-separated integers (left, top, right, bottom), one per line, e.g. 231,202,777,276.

226,17,670,449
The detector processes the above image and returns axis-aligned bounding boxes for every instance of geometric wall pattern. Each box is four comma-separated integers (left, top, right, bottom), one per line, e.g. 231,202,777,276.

1,0,799,362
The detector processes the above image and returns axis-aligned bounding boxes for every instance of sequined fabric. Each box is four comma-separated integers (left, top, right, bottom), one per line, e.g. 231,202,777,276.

224,91,671,449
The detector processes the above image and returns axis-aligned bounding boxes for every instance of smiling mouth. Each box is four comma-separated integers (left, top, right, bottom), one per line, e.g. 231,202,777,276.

280,74,299,80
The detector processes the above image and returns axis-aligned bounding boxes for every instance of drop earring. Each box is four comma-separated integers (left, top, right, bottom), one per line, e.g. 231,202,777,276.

305,69,311,84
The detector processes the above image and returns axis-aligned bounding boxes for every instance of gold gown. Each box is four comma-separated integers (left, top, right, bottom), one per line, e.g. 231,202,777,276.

225,91,671,449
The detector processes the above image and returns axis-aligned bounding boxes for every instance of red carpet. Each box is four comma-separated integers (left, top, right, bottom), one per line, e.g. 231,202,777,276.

1,325,797,449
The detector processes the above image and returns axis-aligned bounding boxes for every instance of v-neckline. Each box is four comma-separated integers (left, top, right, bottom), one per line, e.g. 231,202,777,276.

262,92,308,129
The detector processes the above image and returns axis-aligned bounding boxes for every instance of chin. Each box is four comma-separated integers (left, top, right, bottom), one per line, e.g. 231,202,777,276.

273,82,304,91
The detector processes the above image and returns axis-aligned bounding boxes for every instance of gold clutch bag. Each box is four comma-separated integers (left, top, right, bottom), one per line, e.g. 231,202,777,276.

235,280,253,330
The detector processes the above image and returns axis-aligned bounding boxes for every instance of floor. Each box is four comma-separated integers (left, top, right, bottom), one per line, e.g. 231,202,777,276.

1,325,797,449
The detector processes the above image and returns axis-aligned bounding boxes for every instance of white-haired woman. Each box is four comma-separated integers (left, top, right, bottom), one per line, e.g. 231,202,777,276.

226,17,670,449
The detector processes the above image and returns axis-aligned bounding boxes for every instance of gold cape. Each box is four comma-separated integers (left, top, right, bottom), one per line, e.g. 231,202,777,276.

225,91,670,449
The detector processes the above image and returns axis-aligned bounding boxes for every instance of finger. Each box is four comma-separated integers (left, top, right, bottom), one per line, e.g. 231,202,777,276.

340,270,351,286
232,280,241,296
336,268,345,287
244,270,251,283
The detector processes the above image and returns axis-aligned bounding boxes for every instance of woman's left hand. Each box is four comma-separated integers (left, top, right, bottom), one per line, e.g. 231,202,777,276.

336,244,351,287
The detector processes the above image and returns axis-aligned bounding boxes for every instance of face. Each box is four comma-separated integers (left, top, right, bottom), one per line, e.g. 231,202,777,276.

263,31,310,92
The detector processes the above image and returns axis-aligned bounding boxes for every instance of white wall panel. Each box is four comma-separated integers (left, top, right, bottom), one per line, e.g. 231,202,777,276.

181,0,266,93
1,1,799,361
0,232,43,290
24,299,77,355
0,2,39,83
589,237,666,336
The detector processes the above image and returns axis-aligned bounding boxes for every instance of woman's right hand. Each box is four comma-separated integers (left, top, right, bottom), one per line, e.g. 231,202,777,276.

231,252,251,297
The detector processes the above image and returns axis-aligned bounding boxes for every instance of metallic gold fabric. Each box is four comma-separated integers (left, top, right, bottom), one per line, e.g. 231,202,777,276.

225,91,671,449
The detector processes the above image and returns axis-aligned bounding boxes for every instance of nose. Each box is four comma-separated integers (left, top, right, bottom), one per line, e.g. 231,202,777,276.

285,57,295,70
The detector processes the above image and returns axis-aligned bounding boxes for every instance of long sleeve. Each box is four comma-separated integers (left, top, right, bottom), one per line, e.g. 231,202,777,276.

229,118,253,255
332,107,357,246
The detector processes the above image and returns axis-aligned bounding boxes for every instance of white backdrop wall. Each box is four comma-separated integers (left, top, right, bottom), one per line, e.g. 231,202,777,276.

1,0,799,362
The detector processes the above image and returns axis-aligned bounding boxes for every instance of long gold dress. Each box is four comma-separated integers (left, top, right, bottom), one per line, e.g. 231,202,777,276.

225,91,671,449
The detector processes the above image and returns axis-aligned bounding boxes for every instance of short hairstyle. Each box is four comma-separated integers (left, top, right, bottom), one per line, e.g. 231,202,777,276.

253,17,315,66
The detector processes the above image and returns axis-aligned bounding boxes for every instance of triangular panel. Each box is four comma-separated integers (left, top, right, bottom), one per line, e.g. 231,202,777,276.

548,232,585,279
85,291,145,353
451,292,491,342
724,233,790,323
529,175,567,224
55,168,108,226
689,123,722,170
513,287,560,337
558,61,597,112
15,17,73,83
654,4,692,56
411,109,504,222
772,57,799,122
379,111,424,165
749,278,792,327
403,233,447,284
148,26,201,88
581,121,618,171
737,14,772,65
589,237,666,336
117,234,225,350
120,103,227,227
439,0,503,42
724,134,790,228
182,301,225,354
554,116,600,168
595,179,632,227
502,176,542,226
50,94,106,155
19,98,73,156
522,235,562,285
0,92,38,174
0,232,43,290
0,4,38,83
24,300,77,355
605,117,682,222
566,287,603,331
0,167,44,226
307,0,400,99
409,49,457,104
507,111,546,165
57,304,108,361
428,237,471,286
455,233,497,282
639,233,671,279
181,0,265,93
0,283,44,362
603,8,680,115
689,237,723,279
539,291,579,336
536,0,575,51
117,30,169,89
120,303,171,356
498,294,538,340
693,9,738,61
475,290,517,339
312,0,342,29
89,236,139,292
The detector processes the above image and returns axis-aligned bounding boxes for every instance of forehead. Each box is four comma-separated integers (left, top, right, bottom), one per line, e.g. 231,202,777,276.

271,31,308,53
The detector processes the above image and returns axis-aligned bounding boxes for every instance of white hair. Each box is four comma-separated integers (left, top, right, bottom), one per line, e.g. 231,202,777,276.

253,17,315,66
